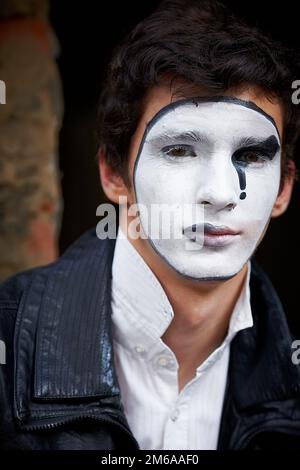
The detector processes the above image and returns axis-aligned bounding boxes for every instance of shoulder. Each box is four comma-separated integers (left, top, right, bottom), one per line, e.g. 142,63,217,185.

0,227,115,336
0,266,47,350
0,267,37,309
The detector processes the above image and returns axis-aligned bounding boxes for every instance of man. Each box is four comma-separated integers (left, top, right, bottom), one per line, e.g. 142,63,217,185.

0,0,300,450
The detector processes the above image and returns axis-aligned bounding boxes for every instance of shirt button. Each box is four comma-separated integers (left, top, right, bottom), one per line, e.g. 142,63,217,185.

170,408,180,421
134,345,146,354
157,355,169,367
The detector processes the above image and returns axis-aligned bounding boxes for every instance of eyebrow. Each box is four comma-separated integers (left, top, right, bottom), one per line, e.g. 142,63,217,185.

148,130,280,154
234,135,280,157
148,130,210,145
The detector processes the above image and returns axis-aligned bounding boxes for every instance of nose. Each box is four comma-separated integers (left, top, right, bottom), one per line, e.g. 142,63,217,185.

195,155,239,212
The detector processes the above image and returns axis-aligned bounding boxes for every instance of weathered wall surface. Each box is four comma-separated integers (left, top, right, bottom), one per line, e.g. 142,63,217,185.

0,0,63,282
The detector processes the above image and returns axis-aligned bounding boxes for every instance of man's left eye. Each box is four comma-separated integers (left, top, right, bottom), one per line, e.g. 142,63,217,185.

237,151,267,164
162,144,197,158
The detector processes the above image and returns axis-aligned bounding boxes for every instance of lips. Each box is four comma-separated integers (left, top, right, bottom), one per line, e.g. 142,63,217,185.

183,223,241,247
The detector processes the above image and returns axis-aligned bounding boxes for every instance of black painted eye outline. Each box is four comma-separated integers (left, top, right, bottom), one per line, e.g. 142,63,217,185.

234,149,271,167
161,144,197,159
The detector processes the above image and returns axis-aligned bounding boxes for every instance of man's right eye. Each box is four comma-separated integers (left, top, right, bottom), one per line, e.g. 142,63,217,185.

161,144,197,158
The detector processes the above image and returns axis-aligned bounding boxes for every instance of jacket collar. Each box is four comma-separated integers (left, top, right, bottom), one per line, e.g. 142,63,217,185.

15,228,300,420
34,229,119,400
14,228,122,427
229,259,300,410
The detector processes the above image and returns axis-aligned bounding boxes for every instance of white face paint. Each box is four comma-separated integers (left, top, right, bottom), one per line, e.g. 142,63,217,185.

133,97,281,280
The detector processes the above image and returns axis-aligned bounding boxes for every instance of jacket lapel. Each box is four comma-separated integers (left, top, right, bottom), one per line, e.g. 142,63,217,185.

14,229,127,428
218,260,300,449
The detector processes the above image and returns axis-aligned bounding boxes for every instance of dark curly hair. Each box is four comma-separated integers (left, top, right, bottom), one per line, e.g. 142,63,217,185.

96,0,300,187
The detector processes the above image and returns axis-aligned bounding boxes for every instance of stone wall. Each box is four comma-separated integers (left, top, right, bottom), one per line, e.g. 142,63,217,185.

0,0,63,281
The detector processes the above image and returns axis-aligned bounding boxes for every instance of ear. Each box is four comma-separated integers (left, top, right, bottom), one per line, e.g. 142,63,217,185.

98,148,131,204
271,160,296,218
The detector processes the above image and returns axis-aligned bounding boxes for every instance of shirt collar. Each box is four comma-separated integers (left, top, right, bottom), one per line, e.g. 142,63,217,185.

111,227,253,359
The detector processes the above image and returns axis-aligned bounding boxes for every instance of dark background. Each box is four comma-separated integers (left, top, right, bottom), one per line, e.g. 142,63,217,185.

50,0,300,334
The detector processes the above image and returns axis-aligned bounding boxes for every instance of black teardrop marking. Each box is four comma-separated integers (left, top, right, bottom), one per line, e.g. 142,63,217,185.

232,161,247,200
237,166,246,200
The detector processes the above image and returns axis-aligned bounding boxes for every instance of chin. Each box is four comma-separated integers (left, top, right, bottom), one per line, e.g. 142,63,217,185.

179,269,241,282
169,259,247,282
150,238,250,281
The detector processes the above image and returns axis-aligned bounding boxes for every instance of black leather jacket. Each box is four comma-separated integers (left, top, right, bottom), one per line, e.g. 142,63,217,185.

1,228,300,450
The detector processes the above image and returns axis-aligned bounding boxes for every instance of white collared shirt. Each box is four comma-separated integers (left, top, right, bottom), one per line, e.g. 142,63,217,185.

111,228,253,450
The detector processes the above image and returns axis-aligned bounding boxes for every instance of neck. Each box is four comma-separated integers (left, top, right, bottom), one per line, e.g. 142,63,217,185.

120,215,249,391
